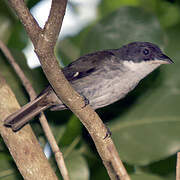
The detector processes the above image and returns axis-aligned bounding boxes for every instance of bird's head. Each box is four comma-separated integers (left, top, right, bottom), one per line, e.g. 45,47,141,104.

113,42,173,76
121,42,173,64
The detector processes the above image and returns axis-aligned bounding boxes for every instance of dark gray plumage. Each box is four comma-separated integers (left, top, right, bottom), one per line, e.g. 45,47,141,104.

4,42,173,130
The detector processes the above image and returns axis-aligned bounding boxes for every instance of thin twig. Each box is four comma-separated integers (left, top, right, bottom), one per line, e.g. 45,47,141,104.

7,0,131,179
39,114,69,180
0,40,35,99
177,152,180,180
0,40,69,180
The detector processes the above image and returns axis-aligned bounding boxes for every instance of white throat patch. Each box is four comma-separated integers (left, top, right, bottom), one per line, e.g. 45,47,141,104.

122,60,161,78
123,60,148,71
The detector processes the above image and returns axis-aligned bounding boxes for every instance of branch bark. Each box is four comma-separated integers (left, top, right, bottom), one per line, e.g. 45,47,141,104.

8,0,41,45
7,0,131,179
0,40,69,180
177,152,180,180
0,74,58,180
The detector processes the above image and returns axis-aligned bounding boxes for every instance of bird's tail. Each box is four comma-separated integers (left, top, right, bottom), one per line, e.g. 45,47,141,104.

4,90,51,131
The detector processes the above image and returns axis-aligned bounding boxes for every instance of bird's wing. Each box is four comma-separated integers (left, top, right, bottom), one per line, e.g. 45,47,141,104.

62,50,117,81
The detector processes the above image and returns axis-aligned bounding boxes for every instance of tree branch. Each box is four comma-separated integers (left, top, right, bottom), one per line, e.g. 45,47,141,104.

177,152,180,180
0,73,58,180
0,40,35,99
7,0,131,179
42,0,67,48
0,39,69,180
8,0,42,45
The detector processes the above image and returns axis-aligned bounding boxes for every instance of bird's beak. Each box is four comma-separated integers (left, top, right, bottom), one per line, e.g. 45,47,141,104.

158,54,174,64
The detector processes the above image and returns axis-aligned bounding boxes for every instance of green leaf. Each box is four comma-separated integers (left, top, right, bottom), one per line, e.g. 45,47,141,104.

81,7,165,55
107,24,180,165
111,115,180,165
0,50,28,105
0,48,48,106
0,16,12,43
26,0,41,9
57,25,93,66
60,115,82,146
8,22,28,50
66,151,89,180
158,2,180,28
148,154,176,176
0,1,19,43
98,0,140,18
0,153,22,180
131,173,164,180
148,0,180,28
76,6,179,166
54,150,89,180
0,1,16,23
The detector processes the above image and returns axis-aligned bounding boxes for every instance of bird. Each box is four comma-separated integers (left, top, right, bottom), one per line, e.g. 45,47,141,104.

4,42,173,131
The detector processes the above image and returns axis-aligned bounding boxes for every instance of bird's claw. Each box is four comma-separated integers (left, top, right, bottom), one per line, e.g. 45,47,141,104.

103,126,112,139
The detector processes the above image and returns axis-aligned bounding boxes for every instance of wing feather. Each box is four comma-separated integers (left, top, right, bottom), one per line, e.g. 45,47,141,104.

62,50,116,81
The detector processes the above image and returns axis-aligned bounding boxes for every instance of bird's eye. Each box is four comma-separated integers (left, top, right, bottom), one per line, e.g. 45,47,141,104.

143,49,149,55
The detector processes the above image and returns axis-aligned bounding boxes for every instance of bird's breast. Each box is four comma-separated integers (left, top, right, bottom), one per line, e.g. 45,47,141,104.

71,66,140,109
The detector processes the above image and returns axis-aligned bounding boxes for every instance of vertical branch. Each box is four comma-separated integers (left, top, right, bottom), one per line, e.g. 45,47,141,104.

42,0,67,48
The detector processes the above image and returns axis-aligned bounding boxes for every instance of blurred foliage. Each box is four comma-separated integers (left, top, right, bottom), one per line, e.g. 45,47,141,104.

0,0,180,179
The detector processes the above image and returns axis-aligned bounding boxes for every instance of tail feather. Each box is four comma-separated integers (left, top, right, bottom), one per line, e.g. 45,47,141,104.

4,92,50,131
